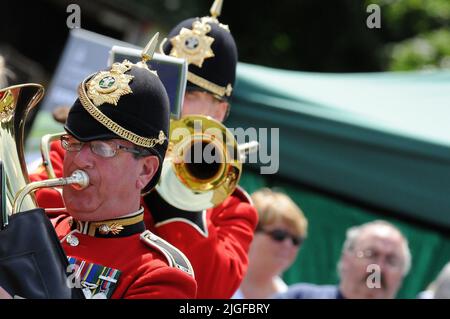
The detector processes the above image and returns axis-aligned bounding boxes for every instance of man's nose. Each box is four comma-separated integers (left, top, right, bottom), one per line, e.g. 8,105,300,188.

72,144,94,168
374,256,396,272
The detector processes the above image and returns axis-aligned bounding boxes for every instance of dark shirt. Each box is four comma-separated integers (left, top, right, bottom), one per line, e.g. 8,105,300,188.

272,283,345,299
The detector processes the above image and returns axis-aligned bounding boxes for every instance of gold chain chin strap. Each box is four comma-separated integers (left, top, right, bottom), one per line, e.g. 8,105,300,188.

187,72,232,98
77,80,166,148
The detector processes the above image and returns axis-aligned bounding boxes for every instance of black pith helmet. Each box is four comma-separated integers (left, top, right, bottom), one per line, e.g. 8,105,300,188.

65,34,170,193
161,0,237,100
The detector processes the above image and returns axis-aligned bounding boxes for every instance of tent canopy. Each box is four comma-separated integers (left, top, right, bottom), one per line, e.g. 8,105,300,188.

227,63,450,229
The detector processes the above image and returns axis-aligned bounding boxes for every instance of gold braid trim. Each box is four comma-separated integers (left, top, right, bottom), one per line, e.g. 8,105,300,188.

187,71,232,97
77,80,166,148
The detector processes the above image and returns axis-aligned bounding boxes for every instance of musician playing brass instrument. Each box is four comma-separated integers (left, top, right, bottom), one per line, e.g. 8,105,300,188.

24,34,196,299
151,0,258,298
31,0,257,299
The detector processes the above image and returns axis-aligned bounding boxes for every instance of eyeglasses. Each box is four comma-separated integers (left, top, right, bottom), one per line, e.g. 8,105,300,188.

259,228,304,246
60,135,143,158
354,248,404,270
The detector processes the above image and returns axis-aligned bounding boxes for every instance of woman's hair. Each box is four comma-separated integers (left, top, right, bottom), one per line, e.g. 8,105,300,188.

251,188,308,238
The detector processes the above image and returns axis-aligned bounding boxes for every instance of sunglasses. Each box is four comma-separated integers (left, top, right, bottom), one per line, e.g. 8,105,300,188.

260,229,304,246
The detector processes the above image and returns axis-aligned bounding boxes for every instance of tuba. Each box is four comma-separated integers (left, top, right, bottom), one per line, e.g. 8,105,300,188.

154,114,255,212
0,83,44,227
0,83,87,299
0,84,88,227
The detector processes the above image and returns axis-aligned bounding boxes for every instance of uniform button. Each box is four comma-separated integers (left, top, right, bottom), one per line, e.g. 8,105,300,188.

66,234,79,247
149,233,158,241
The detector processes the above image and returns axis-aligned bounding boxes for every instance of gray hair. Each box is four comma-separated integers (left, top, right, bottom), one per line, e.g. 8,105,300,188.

338,220,411,276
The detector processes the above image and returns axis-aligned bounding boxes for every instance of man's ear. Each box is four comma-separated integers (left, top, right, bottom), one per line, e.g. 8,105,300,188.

216,100,230,122
339,251,352,275
137,156,159,190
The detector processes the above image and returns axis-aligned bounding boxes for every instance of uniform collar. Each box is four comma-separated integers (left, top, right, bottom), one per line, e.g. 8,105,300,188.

71,207,145,238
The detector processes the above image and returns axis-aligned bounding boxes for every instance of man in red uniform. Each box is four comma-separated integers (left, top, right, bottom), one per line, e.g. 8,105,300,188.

31,1,257,299
36,53,196,299
147,1,258,298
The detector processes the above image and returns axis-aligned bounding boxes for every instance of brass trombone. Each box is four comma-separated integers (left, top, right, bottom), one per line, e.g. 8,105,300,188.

155,114,256,212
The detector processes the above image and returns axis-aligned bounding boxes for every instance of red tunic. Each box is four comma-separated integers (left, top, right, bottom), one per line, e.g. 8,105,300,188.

148,189,257,299
52,214,197,299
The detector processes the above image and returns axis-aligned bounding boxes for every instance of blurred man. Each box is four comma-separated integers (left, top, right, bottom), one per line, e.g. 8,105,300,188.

274,220,411,299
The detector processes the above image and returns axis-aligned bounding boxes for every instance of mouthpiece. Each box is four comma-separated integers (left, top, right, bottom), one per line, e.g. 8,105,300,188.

12,170,90,215
66,170,89,190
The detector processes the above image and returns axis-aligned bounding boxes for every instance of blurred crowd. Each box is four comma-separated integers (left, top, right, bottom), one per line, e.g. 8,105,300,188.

231,187,450,299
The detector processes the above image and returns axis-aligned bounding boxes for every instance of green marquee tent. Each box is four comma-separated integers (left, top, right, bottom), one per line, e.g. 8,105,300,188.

226,63,450,298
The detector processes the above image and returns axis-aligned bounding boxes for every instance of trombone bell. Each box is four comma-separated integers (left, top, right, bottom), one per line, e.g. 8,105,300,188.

156,115,242,212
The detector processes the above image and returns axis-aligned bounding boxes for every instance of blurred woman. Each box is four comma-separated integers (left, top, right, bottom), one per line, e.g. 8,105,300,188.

233,188,308,299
